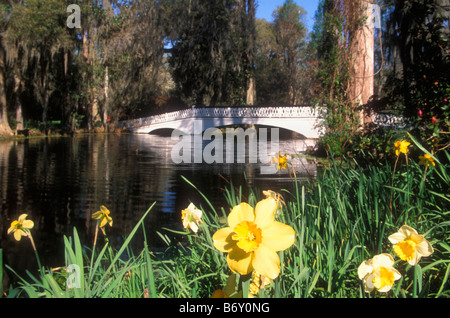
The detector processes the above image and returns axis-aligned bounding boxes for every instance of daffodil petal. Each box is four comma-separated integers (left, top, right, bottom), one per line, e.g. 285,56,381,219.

416,239,434,257
7,223,17,235
190,222,199,233
373,253,395,268
91,211,102,219
212,227,236,252
400,225,418,237
252,244,280,280
227,248,253,275
99,217,107,228
22,219,34,230
261,222,295,252
378,284,394,293
364,274,376,293
407,254,420,266
388,232,406,244
14,229,26,241
393,268,402,281
13,230,21,241
357,260,373,280
254,198,277,229
227,203,255,228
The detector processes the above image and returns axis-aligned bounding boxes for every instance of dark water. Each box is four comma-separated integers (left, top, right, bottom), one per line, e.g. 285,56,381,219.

0,133,316,276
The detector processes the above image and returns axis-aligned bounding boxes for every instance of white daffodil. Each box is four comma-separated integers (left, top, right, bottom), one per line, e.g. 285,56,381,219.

388,225,434,266
181,203,203,233
358,253,402,293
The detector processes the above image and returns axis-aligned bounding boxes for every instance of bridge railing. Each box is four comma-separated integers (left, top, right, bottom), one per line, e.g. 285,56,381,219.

118,106,406,131
118,106,319,129
373,113,408,128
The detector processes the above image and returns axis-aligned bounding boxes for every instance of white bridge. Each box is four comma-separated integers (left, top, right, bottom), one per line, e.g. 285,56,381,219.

118,106,324,139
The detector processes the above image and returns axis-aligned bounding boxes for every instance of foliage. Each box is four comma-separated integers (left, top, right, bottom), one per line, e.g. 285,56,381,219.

382,0,449,150
346,126,408,165
272,0,307,104
311,0,449,159
0,0,180,135
253,1,310,105
169,0,255,106
7,0,71,47
254,18,289,104
310,0,361,157
5,0,74,132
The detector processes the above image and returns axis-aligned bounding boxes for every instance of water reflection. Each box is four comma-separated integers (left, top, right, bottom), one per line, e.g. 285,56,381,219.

0,133,316,276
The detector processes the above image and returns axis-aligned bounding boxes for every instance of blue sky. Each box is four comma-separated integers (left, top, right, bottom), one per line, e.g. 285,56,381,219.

255,0,320,31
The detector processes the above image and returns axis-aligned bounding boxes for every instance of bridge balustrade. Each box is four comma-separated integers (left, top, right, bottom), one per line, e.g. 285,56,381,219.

118,106,405,134
121,106,320,128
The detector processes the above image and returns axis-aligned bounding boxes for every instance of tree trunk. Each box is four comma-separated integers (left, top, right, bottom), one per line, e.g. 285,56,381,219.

245,0,256,106
14,74,24,131
103,65,109,131
349,0,374,127
83,26,100,131
62,50,74,132
0,41,12,136
42,86,49,134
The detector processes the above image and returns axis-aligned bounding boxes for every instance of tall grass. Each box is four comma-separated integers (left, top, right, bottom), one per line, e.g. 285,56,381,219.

2,148,449,298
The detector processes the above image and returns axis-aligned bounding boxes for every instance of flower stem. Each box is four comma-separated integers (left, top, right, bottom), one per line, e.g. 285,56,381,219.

90,223,99,275
422,165,429,183
100,226,109,244
27,232,42,270
389,155,400,218
93,223,99,247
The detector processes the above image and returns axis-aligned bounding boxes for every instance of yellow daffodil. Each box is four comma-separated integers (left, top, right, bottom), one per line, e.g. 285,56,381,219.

388,225,434,266
394,140,411,156
212,197,295,280
7,214,34,241
271,152,288,170
91,205,113,228
211,274,242,298
358,253,402,293
181,203,203,233
418,154,436,167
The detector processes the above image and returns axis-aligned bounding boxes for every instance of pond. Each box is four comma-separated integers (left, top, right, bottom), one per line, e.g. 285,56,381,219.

0,132,317,276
